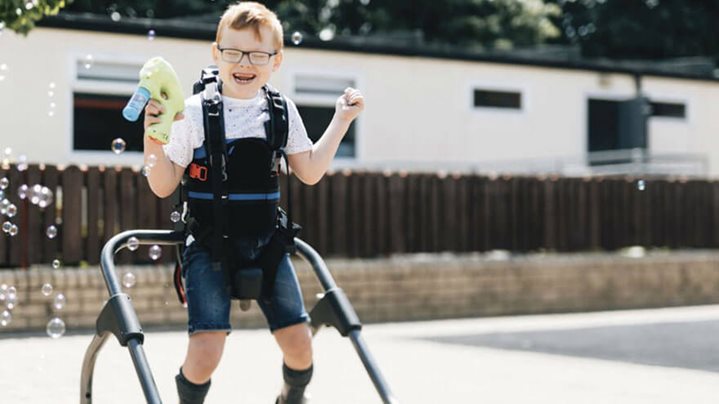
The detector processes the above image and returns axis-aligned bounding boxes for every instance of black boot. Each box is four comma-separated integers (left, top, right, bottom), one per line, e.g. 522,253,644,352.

276,363,313,404
176,368,211,404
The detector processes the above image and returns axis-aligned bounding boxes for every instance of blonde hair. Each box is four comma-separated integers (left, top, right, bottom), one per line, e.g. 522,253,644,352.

216,2,284,50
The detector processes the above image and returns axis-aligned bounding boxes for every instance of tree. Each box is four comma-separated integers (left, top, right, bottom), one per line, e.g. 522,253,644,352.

327,0,562,49
548,0,719,61
60,0,561,50
0,0,69,35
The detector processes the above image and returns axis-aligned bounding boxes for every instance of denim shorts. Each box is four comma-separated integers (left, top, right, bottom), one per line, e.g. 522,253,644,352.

181,235,310,334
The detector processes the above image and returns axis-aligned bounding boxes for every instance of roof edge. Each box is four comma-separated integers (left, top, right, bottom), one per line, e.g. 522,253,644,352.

36,12,719,83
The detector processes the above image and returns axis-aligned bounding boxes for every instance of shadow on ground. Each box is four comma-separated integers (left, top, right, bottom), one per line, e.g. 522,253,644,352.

423,320,719,372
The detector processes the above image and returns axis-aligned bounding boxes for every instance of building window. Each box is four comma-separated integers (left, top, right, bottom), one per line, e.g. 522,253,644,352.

73,93,144,152
73,58,143,153
296,105,356,157
473,89,522,109
294,74,357,158
650,101,686,119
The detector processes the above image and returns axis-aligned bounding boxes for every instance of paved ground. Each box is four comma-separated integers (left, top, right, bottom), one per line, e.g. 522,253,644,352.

2,305,719,403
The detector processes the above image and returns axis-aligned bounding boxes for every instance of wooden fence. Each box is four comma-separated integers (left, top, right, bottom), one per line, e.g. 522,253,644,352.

1,164,718,268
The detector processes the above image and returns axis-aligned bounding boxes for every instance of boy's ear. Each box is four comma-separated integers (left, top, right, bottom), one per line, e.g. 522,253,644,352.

272,50,283,72
211,42,220,64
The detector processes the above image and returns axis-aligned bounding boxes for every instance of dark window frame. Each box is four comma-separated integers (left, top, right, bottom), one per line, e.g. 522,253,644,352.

473,89,522,110
650,101,686,119
296,104,356,158
73,92,144,153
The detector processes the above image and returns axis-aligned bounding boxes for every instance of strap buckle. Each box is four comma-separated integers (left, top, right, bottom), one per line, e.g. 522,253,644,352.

209,154,228,181
188,163,208,181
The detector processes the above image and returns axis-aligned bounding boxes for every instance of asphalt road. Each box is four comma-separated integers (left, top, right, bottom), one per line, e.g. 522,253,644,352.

2,305,719,403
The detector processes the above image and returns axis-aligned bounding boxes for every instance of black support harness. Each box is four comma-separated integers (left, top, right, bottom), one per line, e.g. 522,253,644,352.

173,66,300,307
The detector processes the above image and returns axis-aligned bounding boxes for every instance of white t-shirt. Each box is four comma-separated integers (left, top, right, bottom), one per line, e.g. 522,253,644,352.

163,91,313,168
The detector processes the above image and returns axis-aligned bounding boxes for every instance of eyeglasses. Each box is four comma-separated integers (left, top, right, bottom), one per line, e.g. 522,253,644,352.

217,46,277,65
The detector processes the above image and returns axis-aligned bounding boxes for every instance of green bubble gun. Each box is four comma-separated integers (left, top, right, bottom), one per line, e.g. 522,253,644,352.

122,57,184,144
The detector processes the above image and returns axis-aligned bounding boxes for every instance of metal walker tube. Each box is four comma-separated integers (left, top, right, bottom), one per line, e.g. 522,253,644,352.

80,230,398,404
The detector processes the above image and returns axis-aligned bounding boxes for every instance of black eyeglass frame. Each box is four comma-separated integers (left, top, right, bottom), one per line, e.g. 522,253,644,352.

216,46,278,65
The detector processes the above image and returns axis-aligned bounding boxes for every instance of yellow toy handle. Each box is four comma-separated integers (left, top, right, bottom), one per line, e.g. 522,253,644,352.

122,57,185,144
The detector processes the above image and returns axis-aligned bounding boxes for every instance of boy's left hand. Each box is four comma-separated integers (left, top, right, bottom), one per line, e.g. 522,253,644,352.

335,87,365,122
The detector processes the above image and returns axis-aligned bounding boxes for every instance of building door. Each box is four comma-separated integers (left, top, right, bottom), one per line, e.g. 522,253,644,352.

588,98,649,154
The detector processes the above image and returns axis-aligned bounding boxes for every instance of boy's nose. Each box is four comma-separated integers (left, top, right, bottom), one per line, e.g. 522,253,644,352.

238,54,252,66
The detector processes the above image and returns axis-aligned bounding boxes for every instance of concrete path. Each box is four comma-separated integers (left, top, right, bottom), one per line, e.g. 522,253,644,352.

2,305,719,403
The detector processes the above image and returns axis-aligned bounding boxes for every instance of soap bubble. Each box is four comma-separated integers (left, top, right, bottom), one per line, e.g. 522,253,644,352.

147,29,156,41
0,190,3,200
28,185,54,209
122,272,136,288
41,283,53,296
141,166,151,177
46,317,66,338
110,11,121,22
291,31,303,45
16,155,27,171
637,179,646,191
39,186,54,208
52,259,61,269
112,138,127,154
0,177,8,189
146,154,157,168
0,63,7,81
25,1,34,10
5,287,17,310
30,184,42,205
83,54,94,70
17,184,28,199
1,147,10,167
8,224,18,236
46,225,57,239
6,204,16,218
48,110,55,117
127,236,140,251
2,221,10,233
53,293,66,311
170,211,181,223
0,310,10,326
149,245,162,261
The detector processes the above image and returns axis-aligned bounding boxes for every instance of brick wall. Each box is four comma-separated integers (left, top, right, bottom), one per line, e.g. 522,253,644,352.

2,251,719,334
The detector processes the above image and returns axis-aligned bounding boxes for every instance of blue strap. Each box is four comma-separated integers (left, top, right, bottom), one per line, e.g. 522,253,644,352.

193,138,236,160
188,191,280,201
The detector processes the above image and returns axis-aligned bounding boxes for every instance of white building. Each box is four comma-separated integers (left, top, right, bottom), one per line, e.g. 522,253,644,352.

1,13,718,176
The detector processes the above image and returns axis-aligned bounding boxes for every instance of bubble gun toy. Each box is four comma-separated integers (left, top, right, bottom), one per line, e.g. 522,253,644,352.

122,57,184,144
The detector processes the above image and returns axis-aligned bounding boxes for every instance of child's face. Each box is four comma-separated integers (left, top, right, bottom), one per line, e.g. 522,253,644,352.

212,26,283,99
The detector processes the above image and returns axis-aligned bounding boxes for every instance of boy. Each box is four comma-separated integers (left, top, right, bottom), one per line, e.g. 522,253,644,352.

142,2,364,403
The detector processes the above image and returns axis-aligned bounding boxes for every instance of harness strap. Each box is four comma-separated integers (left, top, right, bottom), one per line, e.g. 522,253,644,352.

202,92,227,263
175,76,298,304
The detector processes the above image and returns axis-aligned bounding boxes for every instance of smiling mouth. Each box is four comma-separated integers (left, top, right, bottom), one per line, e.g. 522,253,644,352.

232,73,256,84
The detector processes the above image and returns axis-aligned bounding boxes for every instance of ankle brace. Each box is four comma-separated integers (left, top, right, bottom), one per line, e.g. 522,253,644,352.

281,363,313,403
176,368,211,404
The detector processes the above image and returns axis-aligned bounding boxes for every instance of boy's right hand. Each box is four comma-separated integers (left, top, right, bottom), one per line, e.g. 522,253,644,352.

143,99,185,132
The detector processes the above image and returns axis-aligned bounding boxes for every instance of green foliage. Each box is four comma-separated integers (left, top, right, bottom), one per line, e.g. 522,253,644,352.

325,0,562,49
548,0,719,60
13,0,717,62
62,0,561,50
0,0,69,35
